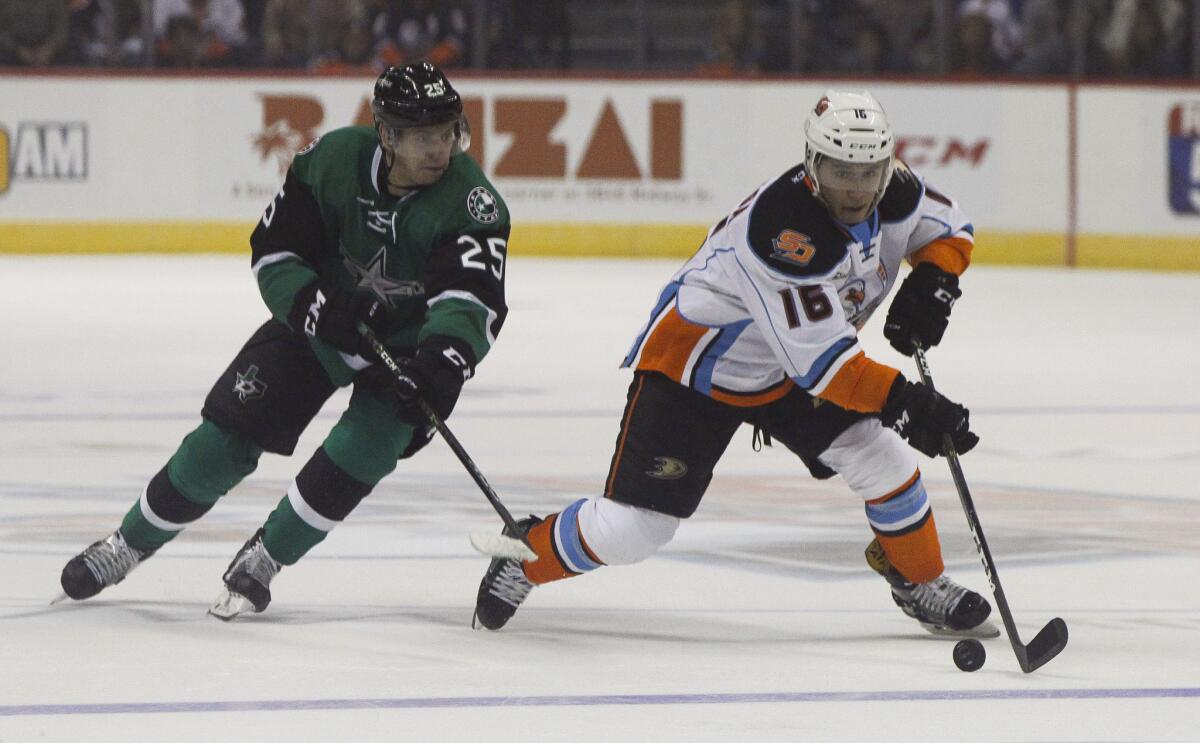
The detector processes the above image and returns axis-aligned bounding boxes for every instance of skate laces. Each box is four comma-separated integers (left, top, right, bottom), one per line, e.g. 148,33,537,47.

82,532,145,587
909,575,968,623
487,559,533,608
230,537,280,589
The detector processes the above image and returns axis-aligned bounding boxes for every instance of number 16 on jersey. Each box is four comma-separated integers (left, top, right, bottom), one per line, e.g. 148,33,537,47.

779,285,833,328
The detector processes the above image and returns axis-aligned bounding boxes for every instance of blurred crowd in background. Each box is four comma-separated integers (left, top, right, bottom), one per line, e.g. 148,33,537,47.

0,0,1196,78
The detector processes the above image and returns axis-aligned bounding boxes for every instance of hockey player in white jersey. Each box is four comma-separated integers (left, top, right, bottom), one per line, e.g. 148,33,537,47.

474,90,995,639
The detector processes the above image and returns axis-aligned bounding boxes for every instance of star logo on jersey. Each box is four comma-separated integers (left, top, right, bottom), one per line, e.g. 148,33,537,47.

645,456,688,480
233,364,267,403
343,246,423,307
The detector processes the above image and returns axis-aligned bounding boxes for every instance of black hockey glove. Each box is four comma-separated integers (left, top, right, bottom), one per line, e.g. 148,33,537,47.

289,282,387,356
386,336,476,426
880,376,979,458
883,262,961,357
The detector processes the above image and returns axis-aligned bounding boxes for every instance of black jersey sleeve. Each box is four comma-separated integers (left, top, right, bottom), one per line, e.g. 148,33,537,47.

419,226,510,363
249,169,330,327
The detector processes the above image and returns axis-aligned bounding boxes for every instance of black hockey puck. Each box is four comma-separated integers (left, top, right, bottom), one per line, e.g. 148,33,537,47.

953,639,986,672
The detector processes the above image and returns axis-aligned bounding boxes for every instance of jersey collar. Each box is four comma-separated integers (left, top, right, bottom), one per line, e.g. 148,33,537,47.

371,145,385,196
833,209,879,246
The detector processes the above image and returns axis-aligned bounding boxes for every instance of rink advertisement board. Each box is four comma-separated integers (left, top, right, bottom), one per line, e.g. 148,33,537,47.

0,74,1195,269
1167,102,1200,215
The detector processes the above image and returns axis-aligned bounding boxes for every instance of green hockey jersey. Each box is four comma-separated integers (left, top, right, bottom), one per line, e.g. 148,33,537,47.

249,126,509,386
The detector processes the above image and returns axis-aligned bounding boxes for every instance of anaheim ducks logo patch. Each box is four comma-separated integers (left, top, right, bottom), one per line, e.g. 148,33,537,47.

646,456,688,480
467,186,499,224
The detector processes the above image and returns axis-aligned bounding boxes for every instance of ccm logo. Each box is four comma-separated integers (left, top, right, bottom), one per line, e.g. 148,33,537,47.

895,137,989,168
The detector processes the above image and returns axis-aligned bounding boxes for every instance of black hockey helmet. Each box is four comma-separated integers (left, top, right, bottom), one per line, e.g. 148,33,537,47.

371,62,463,130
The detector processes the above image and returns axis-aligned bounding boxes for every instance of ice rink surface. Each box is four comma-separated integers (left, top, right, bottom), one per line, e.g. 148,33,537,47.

1,255,1198,742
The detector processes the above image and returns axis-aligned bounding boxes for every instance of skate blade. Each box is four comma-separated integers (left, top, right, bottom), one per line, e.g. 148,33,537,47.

920,619,1001,639
208,589,256,621
469,532,537,562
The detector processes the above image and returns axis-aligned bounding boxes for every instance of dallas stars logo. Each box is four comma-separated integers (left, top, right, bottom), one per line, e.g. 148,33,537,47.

467,186,499,224
342,246,423,307
234,364,267,403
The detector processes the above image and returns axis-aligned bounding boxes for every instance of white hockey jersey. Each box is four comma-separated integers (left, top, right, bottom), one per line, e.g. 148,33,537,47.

622,160,973,413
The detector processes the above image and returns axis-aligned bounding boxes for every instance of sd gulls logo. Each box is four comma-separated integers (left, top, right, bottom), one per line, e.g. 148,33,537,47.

646,457,688,480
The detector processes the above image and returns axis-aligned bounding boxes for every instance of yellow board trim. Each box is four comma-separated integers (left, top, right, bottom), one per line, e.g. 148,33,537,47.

0,221,1197,271
0,127,9,195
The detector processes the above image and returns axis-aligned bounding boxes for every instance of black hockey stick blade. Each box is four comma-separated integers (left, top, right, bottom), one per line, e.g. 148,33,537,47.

1016,616,1069,673
913,345,1068,673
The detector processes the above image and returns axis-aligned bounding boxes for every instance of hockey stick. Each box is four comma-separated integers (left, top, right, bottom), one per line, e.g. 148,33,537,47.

912,346,1068,673
364,331,537,561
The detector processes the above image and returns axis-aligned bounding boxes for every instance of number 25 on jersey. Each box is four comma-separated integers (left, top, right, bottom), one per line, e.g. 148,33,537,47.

459,235,506,280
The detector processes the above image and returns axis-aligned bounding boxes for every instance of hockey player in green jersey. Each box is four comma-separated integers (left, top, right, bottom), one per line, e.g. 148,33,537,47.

59,62,510,619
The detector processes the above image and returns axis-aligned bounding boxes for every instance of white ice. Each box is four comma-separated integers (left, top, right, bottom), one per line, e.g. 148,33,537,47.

1,256,1198,742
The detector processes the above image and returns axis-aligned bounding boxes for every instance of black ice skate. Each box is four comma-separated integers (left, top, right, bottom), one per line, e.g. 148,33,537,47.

209,528,281,621
60,530,157,600
473,516,540,630
865,538,999,638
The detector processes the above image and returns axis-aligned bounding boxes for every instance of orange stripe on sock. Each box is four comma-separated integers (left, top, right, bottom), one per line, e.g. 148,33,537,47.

866,470,921,505
874,513,944,584
522,514,575,585
871,470,943,583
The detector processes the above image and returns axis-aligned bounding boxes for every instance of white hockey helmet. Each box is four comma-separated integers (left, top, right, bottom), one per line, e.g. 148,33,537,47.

803,89,896,220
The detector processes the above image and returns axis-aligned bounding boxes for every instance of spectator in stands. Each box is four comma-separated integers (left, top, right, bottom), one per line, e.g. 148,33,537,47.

845,19,892,73
69,0,102,65
154,0,247,64
310,20,382,75
1057,0,1109,75
1100,0,1189,77
1013,0,1069,75
483,0,570,69
743,0,792,72
110,0,149,65
371,0,470,69
955,0,1021,73
241,0,266,45
0,0,71,66
700,0,761,74
854,0,933,73
157,14,206,66
74,0,147,66
261,0,367,68
954,2,1002,74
